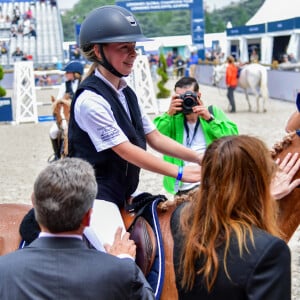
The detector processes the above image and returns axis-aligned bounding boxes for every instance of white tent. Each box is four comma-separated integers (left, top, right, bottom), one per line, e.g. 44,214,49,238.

246,0,300,25
227,0,300,64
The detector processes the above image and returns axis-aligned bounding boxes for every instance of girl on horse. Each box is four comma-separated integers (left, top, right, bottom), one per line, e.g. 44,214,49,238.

68,5,202,209
49,60,83,162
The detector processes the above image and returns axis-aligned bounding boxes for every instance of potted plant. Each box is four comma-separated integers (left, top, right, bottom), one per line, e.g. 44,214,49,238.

0,65,6,97
0,65,13,122
156,53,171,99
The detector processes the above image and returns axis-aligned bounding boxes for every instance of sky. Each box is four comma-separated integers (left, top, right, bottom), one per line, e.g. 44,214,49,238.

56,0,79,10
56,0,242,11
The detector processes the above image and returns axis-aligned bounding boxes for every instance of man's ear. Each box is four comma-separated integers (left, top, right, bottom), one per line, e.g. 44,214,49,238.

197,92,203,104
82,208,93,227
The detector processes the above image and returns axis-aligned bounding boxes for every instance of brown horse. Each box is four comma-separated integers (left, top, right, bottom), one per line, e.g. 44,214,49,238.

271,130,300,241
1,133,300,299
0,203,32,255
51,95,71,157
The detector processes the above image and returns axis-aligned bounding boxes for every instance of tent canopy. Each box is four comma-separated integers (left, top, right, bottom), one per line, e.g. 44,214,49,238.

246,0,300,25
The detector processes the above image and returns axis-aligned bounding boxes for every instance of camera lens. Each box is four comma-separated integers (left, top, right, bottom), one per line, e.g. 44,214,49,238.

181,91,197,114
183,97,195,107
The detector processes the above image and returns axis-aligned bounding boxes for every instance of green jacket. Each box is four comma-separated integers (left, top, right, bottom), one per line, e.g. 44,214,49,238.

153,106,239,194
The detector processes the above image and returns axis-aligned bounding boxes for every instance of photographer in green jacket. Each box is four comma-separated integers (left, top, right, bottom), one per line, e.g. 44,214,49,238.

154,77,238,197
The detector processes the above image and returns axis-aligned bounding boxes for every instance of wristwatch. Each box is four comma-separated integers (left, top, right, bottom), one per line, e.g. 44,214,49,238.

206,114,215,123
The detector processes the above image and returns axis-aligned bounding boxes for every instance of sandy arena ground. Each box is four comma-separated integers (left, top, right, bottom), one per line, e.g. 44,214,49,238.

0,80,299,298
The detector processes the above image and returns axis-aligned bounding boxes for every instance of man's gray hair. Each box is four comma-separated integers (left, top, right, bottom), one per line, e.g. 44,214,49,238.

33,158,97,233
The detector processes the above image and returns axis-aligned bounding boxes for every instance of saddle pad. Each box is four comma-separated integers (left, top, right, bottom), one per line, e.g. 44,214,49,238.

129,195,166,300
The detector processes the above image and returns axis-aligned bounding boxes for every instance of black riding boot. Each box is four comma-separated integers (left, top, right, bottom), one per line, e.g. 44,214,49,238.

49,138,61,162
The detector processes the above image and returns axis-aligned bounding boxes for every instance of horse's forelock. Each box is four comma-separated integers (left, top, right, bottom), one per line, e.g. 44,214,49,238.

271,131,296,158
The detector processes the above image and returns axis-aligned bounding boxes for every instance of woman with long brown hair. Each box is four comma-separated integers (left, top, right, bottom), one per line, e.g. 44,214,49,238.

171,135,291,299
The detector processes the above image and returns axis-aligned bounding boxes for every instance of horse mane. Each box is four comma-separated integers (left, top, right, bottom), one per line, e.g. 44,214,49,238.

157,188,198,212
270,131,296,159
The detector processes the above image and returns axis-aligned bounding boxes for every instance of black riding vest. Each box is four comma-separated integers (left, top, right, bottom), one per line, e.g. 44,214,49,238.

68,75,146,207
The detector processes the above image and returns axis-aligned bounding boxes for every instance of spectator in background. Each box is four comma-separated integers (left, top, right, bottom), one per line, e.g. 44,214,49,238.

17,24,24,35
23,26,37,38
12,46,24,61
21,53,28,61
0,14,5,24
250,48,259,63
288,53,297,63
189,51,199,78
12,6,21,25
5,14,10,24
25,7,33,20
175,55,185,78
282,54,289,63
0,41,8,55
72,45,81,60
166,52,174,79
225,55,238,113
37,74,52,86
149,53,158,81
10,26,17,38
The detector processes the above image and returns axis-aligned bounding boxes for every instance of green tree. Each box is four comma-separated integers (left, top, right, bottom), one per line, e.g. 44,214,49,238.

60,0,264,41
0,65,6,97
156,53,170,99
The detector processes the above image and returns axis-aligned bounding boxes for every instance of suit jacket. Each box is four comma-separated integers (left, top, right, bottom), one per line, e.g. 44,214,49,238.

171,203,291,300
0,237,155,300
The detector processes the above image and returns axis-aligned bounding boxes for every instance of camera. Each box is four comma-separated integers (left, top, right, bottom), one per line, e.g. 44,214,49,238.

180,91,198,114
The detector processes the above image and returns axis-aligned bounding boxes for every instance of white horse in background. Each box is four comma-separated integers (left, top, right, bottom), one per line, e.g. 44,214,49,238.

212,63,269,113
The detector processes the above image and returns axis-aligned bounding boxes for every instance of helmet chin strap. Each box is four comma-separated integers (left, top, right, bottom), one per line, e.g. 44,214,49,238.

98,44,128,78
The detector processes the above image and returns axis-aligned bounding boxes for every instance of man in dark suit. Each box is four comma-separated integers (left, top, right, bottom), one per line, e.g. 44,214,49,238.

0,158,154,300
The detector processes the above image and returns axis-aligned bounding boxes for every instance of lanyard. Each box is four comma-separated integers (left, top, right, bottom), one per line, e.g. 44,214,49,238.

184,117,200,148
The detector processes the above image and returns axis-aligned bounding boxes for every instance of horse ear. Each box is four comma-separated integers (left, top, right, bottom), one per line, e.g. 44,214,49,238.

51,96,56,103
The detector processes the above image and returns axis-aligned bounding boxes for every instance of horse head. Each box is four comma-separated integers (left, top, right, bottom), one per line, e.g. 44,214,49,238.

51,95,71,131
51,95,71,157
212,64,226,86
271,131,300,241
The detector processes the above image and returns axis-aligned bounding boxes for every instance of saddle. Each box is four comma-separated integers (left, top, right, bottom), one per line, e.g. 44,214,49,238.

124,193,168,299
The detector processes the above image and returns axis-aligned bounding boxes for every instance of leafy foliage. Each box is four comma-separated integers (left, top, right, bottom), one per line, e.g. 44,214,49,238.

0,65,6,97
61,0,264,41
206,0,264,33
156,53,171,99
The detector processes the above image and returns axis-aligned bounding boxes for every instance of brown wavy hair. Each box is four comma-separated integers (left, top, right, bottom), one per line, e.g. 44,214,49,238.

179,135,279,292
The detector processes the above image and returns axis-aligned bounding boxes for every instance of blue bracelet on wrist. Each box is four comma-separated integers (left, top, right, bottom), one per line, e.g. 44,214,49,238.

175,166,183,193
176,166,183,180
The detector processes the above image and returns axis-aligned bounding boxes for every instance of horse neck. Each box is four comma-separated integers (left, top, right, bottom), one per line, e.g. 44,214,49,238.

55,103,70,126
277,190,300,241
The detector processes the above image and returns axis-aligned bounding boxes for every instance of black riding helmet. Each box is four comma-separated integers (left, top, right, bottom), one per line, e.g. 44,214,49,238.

79,5,150,77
